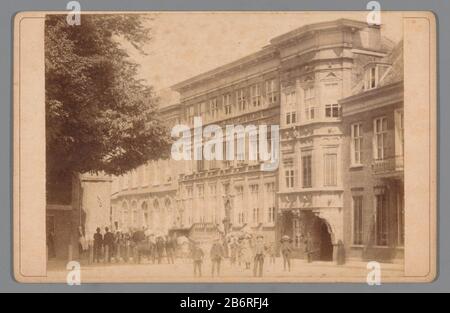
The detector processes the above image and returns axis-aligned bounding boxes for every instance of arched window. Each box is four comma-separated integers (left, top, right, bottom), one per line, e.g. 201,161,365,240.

165,198,172,228
131,201,138,228
141,201,149,228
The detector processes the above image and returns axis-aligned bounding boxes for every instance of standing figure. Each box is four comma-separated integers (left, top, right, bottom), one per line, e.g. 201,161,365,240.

156,237,165,264
148,234,157,264
241,237,253,270
210,239,225,277
165,235,176,264
93,227,103,263
253,235,265,277
304,232,313,263
267,242,277,269
280,238,293,272
191,242,204,278
103,227,115,263
229,237,238,267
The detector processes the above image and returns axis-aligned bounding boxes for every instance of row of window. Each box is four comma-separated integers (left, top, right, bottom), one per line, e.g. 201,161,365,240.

284,153,337,189
195,132,274,172
350,111,404,166
114,161,174,192
352,193,405,247
284,103,341,125
184,182,275,199
185,79,279,123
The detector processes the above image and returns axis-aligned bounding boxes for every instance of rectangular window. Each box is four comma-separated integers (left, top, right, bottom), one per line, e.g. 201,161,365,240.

304,87,315,121
374,117,388,160
187,105,195,124
208,98,218,120
223,94,232,115
250,184,260,224
395,110,404,157
286,112,297,125
285,169,295,188
235,186,245,225
209,145,217,169
194,102,205,120
365,66,378,90
353,196,363,245
236,88,247,111
302,154,312,188
324,153,337,186
197,185,205,198
209,184,217,196
196,146,204,172
251,84,262,107
286,91,296,107
371,67,377,89
268,207,276,224
351,123,363,165
265,79,278,104
325,103,340,118
265,183,276,224
253,207,261,224
376,194,389,246
236,136,246,165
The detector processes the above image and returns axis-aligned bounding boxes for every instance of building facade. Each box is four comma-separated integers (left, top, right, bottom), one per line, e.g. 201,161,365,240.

110,104,186,236
340,42,404,262
110,19,404,262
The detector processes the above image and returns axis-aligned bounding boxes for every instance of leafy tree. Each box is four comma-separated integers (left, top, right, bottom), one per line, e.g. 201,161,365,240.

45,14,171,203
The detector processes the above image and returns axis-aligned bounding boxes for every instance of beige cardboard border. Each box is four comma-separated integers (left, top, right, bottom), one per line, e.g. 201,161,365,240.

13,11,437,283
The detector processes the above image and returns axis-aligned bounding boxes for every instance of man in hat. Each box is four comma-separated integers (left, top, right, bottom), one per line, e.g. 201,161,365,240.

191,241,204,277
281,236,293,272
210,238,225,277
253,235,266,277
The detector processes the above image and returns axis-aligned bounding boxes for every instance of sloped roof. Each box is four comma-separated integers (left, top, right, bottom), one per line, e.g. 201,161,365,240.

378,40,403,87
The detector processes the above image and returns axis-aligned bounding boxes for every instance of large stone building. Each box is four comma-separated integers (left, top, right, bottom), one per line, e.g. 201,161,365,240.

110,19,404,262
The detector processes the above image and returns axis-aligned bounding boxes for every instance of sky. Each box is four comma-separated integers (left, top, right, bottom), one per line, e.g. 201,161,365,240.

123,12,404,101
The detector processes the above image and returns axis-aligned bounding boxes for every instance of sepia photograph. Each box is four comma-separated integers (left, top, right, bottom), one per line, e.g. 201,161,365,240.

13,11,436,284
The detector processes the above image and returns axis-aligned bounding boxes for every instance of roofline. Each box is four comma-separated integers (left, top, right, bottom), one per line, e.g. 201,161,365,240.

270,18,373,46
171,46,277,92
171,19,373,92
159,103,181,113
339,81,403,106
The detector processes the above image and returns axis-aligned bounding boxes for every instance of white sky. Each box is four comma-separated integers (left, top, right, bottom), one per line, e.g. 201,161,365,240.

124,12,404,94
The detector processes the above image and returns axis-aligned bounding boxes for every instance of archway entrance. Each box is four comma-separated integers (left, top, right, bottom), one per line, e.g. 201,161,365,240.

310,216,334,262
318,219,333,261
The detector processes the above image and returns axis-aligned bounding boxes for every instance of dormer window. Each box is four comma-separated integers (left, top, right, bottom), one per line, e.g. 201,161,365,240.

364,65,378,90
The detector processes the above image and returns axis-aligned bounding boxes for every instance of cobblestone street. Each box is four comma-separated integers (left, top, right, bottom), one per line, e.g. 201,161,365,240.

48,258,404,283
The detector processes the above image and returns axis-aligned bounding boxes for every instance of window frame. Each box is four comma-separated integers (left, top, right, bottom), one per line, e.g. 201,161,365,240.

373,117,388,160
352,196,364,246
324,153,338,187
351,123,363,166
302,154,313,188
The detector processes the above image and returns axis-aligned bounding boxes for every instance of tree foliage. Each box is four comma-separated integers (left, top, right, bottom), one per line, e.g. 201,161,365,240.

45,14,171,200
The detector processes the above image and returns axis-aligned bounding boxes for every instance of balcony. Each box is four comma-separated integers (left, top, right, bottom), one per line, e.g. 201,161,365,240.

372,156,404,177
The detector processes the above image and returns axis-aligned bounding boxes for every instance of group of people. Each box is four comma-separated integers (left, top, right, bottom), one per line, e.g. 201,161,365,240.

81,227,306,278
83,227,177,265
190,234,293,278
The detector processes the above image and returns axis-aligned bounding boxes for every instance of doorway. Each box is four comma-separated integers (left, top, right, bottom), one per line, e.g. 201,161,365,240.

318,219,333,261
310,216,334,262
